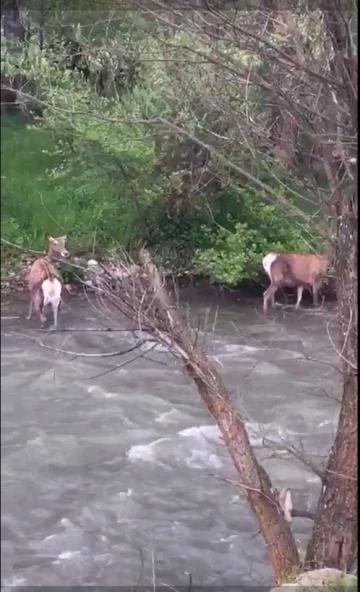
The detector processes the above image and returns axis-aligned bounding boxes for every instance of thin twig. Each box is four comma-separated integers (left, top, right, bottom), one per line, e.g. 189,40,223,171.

1,237,43,254
37,339,145,358
87,343,157,380
8,330,145,358
209,473,276,507
326,314,358,371
262,437,325,480
38,327,132,332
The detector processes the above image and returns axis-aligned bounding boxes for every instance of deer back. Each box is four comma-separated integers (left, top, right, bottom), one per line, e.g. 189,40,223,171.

27,258,58,292
277,253,328,284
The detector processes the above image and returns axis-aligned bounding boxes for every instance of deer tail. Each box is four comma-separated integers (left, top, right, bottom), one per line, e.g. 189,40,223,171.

277,255,295,278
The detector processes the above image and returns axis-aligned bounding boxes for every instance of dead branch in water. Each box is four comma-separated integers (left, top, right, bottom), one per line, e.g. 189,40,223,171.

38,327,133,332
8,330,147,358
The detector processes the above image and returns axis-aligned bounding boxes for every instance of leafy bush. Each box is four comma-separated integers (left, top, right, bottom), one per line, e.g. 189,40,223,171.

193,187,321,285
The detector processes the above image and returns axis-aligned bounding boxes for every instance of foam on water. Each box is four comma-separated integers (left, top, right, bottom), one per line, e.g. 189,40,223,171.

318,419,335,428
217,534,239,543
125,421,299,470
155,408,192,424
87,385,119,399
117,488,133,499
251,361,286,376
179,425,221,441
179,422,297,449
2,576,26,590
223,343,265,354
126,437,172,463
57,550,82,560
306,475,322,484
212,342,266,359
185,449,223,469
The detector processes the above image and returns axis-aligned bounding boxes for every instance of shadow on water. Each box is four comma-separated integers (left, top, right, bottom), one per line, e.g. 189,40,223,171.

1,287,340,588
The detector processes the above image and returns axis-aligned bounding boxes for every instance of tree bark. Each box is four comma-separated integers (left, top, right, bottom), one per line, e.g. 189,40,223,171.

2,0,25,39
178,336,301,583
305,197,358,570
305,1,358,569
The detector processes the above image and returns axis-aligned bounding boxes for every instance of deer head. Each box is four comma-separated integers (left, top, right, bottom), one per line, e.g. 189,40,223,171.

46,234,69,259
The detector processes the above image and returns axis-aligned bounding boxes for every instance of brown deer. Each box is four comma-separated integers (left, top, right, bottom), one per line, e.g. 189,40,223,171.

26,235,69,328
262,252,329,313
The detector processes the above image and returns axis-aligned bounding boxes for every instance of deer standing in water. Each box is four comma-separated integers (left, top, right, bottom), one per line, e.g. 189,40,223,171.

262,252,329,313
26,235,69,329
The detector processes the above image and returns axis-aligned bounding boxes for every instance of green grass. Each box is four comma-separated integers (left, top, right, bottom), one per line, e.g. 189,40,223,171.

0,114,149,252
1,115,66,248
0,114,208,270
1,115,110,250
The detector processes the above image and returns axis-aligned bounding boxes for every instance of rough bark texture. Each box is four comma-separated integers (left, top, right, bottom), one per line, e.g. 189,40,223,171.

2,0,25,39
305,199,358,571
304,0,357,568
181,343,300,582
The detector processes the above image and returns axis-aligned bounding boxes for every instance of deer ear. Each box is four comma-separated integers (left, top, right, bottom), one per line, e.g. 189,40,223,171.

46,234,55,243
60,235,67,241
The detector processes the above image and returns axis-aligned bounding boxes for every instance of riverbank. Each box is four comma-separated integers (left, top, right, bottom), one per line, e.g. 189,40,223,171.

1,246,337,304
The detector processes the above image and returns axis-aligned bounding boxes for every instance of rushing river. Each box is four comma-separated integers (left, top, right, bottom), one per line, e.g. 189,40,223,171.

1,287,340,589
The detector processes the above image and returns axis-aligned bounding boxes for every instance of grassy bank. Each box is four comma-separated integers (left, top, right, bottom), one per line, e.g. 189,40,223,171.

1,114,157,253
1,115,67,248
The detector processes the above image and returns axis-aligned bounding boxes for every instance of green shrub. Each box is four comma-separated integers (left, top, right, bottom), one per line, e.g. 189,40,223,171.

193,187,321,285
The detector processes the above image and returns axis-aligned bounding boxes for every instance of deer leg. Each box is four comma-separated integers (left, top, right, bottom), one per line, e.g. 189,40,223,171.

51,300,60,330
27,295,34,320
263,283,279,313
295,285,304,309
39,305,46,327
312,280,322,306
34,290,46,326
51,307,58,330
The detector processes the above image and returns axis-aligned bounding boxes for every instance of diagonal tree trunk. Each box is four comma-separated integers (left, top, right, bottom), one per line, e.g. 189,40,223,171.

111,251,301,583
178,341,301,581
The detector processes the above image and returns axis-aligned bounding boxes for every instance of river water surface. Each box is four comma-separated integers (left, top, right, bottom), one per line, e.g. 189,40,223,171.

1,288,340,589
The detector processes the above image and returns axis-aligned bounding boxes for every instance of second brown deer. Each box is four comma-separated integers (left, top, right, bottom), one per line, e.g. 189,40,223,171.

26,235,69,329
262,252,329,313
